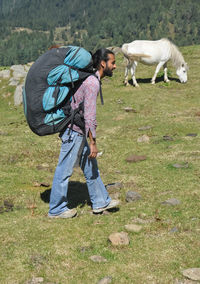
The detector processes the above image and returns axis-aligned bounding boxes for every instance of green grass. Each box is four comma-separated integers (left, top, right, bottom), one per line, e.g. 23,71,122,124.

0,45,200,284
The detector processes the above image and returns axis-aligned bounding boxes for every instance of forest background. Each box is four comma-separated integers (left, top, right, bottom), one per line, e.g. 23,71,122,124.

0,0,200,66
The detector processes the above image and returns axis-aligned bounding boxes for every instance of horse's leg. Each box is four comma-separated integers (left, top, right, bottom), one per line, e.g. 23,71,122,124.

151,61,165,84
124,63,130,86
131,61,139,87
163,63,170,82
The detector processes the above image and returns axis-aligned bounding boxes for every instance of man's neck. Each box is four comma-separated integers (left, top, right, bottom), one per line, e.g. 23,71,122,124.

98,68,104,79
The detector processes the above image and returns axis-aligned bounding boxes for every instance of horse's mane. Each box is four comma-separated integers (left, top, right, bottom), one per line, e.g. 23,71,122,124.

161,38,186,69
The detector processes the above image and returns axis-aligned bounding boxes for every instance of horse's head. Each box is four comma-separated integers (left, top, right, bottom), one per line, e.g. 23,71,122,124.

176,63,188,83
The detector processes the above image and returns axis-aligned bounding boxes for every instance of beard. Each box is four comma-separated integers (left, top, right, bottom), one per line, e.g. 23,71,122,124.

103,65,113,77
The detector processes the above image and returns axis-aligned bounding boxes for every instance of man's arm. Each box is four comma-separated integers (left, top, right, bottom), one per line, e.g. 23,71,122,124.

88,129,98,159
83,76,100,159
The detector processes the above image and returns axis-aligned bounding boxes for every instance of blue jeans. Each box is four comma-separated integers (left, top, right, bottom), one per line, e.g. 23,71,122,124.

49,129,111,216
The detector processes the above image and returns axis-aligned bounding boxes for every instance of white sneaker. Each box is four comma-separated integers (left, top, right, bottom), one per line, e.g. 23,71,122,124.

93,200,120,213
48,208,77,218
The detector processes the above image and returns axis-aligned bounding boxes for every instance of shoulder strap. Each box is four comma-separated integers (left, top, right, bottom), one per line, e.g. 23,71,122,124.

93,74,104,105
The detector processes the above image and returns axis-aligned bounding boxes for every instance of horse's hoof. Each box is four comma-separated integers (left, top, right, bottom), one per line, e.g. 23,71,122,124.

151,81,155,85
135,84,139,88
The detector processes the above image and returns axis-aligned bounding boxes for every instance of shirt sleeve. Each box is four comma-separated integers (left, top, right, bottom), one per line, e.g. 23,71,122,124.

83,76,100,138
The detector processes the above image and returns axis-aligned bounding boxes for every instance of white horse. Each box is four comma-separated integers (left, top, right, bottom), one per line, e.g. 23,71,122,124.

121,38,188,87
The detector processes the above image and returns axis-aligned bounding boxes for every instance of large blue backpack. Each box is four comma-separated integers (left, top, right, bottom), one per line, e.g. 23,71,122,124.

23,46,101,136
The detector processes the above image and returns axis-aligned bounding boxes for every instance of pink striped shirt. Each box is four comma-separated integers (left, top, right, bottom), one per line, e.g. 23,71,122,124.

70,71,100,138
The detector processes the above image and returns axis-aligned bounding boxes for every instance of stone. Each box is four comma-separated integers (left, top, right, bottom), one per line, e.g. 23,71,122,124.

89,255,107,263
186,133,197,137
0,69,10,78
138,125,152,131
108,232,130,246
174,279,196,284
106,182,123,191
172,163,189,168
124,107,136,112
4,200,14,210
126,191,142,202
9,78,19,86
162,198,181,206
163,135,174,141
126,155,147,163
25,277,44,284
96,276,113,284
137,135,150,143
182,268,200,281
33,181,50,187
124,224,142,233
109,192,120,200
10,64,27,79
14,84,23,106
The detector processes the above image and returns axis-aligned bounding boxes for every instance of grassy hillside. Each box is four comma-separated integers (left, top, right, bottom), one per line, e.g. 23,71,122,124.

0,45,200,283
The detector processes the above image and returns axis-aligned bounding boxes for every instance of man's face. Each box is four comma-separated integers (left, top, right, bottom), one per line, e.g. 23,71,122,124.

103,54,116,77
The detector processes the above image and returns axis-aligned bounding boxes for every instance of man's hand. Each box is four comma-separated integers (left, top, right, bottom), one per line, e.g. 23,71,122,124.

88,141,98,159
88,129,98,159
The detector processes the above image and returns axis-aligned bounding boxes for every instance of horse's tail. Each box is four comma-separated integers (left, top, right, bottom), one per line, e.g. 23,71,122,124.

121,44,130,58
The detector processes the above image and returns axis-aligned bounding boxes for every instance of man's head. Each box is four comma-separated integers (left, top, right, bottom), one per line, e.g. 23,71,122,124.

92,48,116,78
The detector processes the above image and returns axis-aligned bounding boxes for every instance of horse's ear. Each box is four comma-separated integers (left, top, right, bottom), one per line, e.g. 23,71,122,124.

186,63,189,70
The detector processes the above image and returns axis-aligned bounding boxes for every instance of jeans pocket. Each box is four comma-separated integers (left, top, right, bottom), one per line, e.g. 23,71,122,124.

61,131,75,144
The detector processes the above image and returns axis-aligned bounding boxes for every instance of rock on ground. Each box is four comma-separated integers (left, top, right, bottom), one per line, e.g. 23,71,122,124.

11,65,27,79
25,277,44,284
182,268,200,281
89,255,107,263
9,77,19,86
108,232,130,246
96,276,113,284
175,279,197,284
172,163,189,168
124,224,143,233
14,84,24,106
106,182,123,191
162,198,181,206
138,125,152,131
0,69,10,78
137,135,150,143
126,155,147,163
126,191,142,202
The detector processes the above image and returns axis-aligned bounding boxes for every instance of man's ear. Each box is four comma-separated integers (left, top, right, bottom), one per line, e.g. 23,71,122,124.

100,60,106,69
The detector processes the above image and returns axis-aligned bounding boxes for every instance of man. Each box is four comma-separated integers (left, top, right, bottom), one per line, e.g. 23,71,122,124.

48,48,119,218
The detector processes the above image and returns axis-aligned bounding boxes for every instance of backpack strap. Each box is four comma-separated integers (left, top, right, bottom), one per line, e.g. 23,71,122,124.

93,74,104,105
99,81,104,105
